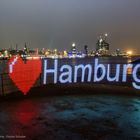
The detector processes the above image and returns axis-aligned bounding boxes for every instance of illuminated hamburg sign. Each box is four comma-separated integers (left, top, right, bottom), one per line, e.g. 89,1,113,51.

43,59,140,90
9,56,140,95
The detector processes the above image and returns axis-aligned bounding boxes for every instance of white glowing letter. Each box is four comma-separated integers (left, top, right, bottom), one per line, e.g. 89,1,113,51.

122,64,133,82
74,64,92,82
107,64,120,82
59,65,72,83
132,64,140,89
43,59,58,84
94,58,106,82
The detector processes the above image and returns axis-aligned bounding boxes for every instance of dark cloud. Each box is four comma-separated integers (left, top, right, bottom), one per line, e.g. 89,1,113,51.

0,0,140,53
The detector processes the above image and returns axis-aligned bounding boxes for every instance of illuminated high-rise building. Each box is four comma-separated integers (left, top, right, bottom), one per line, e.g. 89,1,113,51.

96,34,110,56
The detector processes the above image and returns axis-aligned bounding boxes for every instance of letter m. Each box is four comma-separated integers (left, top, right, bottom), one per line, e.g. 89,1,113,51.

74,64,92,82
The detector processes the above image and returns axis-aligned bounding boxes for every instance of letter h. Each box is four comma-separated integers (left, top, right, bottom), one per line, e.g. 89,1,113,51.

43,59,58,84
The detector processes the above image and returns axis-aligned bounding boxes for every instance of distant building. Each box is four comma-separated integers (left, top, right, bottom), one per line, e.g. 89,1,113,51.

23,43,28,55
68,43,85,58
84,45,88,56
114,49,127,57
3,49,10,58
96,34,110,56
63,50,68,57
71,43,77,55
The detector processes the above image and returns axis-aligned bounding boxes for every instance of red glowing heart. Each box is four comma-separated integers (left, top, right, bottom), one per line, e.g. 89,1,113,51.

9,56,41,95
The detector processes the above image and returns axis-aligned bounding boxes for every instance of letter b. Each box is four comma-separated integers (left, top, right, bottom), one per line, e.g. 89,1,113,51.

94,59,106,82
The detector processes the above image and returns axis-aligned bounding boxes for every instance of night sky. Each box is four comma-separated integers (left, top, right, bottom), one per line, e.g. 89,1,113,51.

0,0,140,53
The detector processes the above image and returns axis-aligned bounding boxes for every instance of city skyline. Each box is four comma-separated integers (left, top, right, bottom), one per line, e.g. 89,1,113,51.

0,0,140,53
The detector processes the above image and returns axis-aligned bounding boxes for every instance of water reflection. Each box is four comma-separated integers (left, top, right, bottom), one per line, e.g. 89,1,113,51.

15,101,36,125
1,95,140,139
5,99,40,137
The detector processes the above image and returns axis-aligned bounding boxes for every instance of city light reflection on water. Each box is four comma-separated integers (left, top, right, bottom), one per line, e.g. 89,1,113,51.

0,94,140,139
